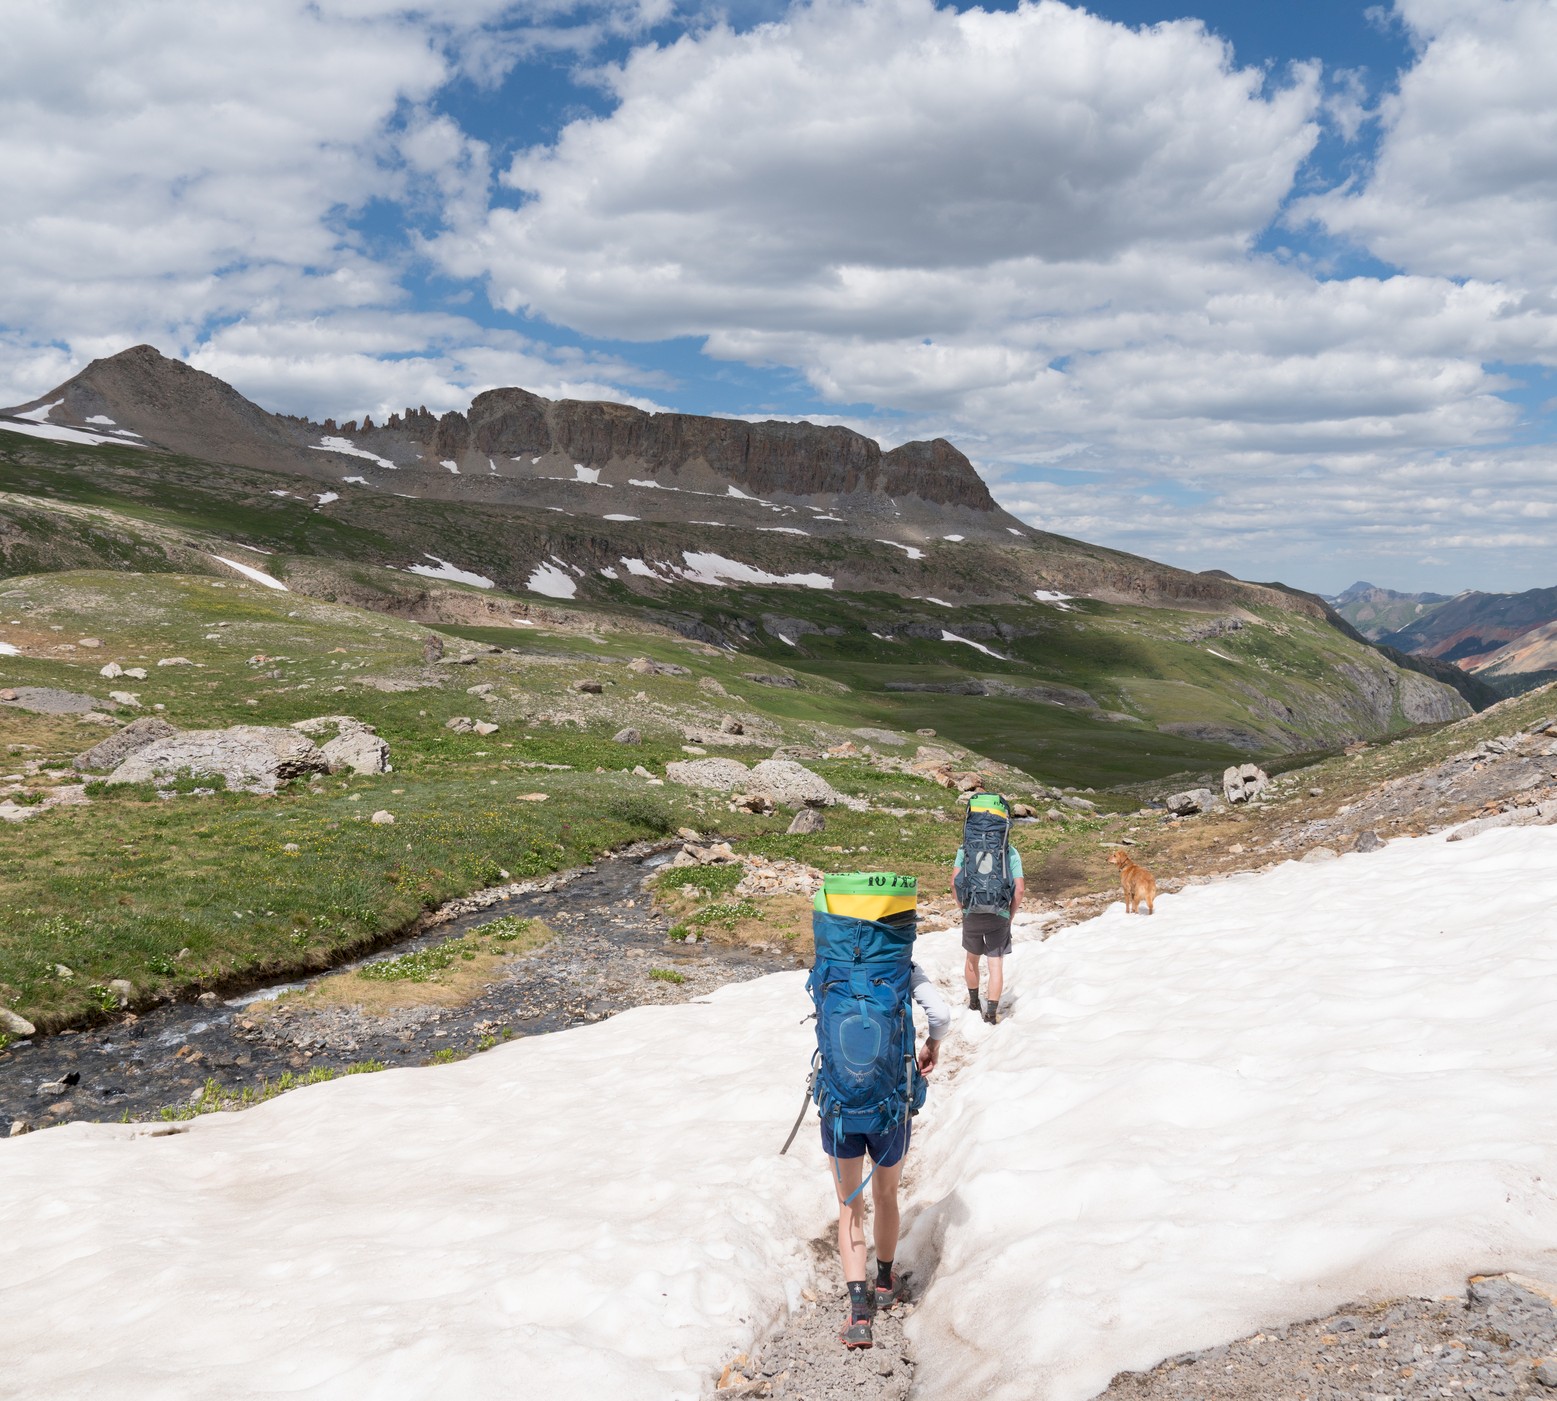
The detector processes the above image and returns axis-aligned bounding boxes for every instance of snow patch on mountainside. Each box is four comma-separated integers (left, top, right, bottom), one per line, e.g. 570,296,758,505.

311,436,398,470
0,418,150,449
941,630,1008,660
679,553,833,590
208,555,288,591
526,562,578,598
406,555,495,589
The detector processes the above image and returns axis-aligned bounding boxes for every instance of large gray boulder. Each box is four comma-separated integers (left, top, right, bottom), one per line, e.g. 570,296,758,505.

108,726,329,793
321,728,390,775
291,716,390,775
1165,787,1219,816
664,758,751,791
1222,763,1269,804
747,758,842,809
74,716,179,773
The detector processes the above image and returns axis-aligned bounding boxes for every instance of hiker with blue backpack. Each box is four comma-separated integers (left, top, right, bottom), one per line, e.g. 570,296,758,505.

953,792,1025,1025
802,872,951,1349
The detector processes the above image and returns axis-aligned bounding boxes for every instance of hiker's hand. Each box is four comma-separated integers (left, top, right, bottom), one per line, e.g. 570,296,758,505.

918,1039,941,1074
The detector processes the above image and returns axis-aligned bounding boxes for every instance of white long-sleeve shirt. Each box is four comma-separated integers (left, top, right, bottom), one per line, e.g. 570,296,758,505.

910,962,952,1041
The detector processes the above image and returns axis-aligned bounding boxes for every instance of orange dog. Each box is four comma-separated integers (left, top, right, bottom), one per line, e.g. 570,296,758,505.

1107,848,1156,915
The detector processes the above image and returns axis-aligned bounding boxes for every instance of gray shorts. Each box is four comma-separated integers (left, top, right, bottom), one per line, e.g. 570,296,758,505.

961,912,1011,957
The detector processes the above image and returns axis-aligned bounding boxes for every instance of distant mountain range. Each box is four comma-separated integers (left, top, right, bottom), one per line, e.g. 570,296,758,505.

1330,580,1557,696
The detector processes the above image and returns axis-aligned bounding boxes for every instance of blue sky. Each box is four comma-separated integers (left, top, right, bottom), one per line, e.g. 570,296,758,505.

3,0,1556,595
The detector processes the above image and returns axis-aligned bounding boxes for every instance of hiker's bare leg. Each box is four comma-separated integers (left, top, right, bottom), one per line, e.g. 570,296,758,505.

964,950,981,995
870,1159,905,1263
830,1156,869,1280
987,954,1004,1005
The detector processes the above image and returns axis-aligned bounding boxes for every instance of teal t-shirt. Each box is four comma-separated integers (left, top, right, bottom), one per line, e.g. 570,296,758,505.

953,845,1023,918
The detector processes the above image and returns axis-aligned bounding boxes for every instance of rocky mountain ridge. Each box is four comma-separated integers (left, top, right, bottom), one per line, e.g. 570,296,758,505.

3,345,1008,533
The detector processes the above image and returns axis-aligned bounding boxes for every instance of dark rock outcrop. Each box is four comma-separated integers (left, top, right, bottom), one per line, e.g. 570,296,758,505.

459,388,995,509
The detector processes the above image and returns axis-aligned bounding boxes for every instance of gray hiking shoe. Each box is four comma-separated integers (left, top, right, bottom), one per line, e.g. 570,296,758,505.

840,1314,874,1349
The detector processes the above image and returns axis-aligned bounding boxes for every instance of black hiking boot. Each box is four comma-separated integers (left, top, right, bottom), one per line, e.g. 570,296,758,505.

982,1001,999,1025
967,989,981,1012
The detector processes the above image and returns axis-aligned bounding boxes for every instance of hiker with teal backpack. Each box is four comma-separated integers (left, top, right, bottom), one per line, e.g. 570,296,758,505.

953,792,1024,1025
804,872,950,1349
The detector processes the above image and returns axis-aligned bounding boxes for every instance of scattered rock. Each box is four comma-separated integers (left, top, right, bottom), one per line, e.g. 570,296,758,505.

1536,1358,1557,1388
1301,846,1339,862
422,635,444,664
156,657,193,667
369,810,395,825
107,726,329,794
435,654,479,666
916,727,936,737
8,1120,30,1136
123,667,147,680
445,717,476,734
108,691,141,707
515,792,549,802
720,715,745,735
1222,763,1270,804
632,764,654,778
0,1006,36,1037
0,686,107,714
698,676,728,696
571,679,604,694
99,662,123,679
613,728,642,745
787,807,826,835
73,716,179,773
467,683,495,696
283,842,300,852
730,791,775,814
743,673,799,689
1060,794,1097,812
1165,788,1219,816
1011,802,1036,818
852,728,908,747
78,637,103,648
627,657,690,677
1354,829,1386,853
472,721,499,736
106,979,135,1006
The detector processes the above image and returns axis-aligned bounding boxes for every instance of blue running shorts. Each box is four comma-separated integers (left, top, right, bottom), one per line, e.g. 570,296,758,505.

821,1117,912,1167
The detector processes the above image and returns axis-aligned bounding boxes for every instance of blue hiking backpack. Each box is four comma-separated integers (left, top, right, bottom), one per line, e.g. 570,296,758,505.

953,792,1014,914
806,874,928,1192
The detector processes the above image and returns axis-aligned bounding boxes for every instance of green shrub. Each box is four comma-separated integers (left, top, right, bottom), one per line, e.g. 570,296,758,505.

648,967,686,984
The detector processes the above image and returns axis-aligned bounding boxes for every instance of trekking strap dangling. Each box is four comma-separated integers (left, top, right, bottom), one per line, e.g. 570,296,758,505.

779,1051,820,1155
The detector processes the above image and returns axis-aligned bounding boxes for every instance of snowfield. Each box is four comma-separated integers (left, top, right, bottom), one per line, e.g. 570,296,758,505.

311,436,398,470
3,827,1556,1400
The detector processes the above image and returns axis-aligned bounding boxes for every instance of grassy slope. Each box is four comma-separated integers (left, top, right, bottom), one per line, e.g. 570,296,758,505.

1,432,1465,777
0,570,1119,1030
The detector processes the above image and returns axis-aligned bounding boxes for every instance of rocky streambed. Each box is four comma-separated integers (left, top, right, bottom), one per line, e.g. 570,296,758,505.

0,844,799,1135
